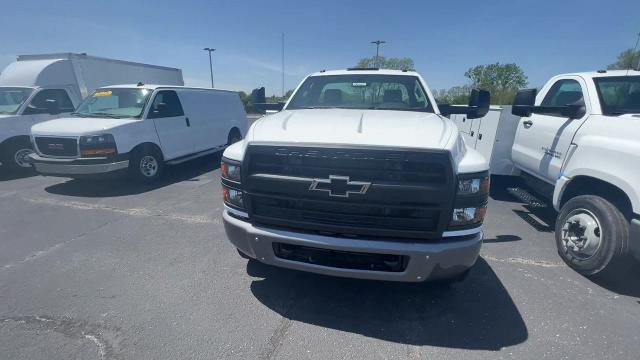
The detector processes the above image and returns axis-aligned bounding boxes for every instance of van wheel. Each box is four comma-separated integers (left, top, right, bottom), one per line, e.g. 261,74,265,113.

129,148,164,183
1,138,34,172
555,195,629,276
227,129,242,146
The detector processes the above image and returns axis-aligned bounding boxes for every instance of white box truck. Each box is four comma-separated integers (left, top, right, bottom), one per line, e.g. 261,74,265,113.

0,53,183,171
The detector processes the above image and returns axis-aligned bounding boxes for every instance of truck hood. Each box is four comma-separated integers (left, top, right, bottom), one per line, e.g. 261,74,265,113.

250,109,455,149
31,116,139,136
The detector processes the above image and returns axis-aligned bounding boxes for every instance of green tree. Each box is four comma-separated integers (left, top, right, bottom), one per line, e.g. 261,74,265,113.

433,85,472,105
356,56,414,70
464,62,528,105
607,48,640,70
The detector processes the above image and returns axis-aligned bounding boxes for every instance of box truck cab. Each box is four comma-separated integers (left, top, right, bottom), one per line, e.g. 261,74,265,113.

510,70,640,275
0,53,183,171
30,85,247,182
221,68,491,283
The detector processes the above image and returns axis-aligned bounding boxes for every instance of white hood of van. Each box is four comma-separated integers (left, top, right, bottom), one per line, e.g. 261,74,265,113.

31,116,138,136
249,109,456,150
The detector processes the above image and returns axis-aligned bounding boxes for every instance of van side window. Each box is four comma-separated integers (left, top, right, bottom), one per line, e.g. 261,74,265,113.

148,90,184,118
23,89,74,115
541,79,585,107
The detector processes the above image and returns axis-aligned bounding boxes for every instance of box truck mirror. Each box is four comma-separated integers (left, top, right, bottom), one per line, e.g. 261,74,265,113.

438,88,490,119
511,89,537,117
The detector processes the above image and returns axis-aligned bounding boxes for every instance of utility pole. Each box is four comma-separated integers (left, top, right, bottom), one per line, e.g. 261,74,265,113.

282,33,285,97
203,47,215,88
370,40,386,68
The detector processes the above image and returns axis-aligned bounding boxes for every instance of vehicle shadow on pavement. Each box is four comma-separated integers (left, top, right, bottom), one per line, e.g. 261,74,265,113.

589,262,640,298
43,152,222,197
248,257,528,350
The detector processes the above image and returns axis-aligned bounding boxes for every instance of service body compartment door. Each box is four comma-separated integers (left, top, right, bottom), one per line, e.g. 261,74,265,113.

511,76,590,183
148,90,192,160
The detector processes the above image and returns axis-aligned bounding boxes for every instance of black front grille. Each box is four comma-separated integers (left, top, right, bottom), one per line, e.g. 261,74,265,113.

35,137,78,157
243,145,456,240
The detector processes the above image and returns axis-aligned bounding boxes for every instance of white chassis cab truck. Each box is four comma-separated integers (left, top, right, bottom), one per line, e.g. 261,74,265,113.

0,53,183,171
221,68,491,283
510,70,640,275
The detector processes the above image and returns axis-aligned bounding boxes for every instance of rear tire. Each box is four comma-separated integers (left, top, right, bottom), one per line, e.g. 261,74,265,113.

129,147,164,183
227,129,242,146
1,138,34,172
555,195,630,276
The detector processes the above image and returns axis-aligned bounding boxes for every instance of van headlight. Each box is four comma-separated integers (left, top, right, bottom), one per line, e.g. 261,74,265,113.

79,134,117,157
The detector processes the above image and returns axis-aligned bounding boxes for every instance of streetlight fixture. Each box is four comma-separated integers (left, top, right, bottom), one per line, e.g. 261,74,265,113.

203,47,216,88
370,40,386,68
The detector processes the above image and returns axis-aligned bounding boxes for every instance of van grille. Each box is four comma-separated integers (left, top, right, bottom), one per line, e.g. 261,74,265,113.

35,137,78,157
243,145,456,240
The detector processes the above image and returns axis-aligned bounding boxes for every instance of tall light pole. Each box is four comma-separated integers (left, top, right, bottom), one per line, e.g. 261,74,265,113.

370,40,386,68
203,47,215,88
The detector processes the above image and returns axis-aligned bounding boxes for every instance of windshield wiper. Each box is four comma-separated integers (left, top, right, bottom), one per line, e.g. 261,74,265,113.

607,109,640,115
70,112,90,117
90,112,128,119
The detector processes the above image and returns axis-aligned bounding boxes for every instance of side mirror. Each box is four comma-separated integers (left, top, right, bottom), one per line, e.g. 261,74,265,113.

561,101,586,119
438,88,490,119
251,87,266,104
44,99,61,115
466,88,490,119
511,89,536,117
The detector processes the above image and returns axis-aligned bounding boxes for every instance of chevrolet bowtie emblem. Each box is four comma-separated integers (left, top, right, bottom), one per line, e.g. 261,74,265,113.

309,175,371,198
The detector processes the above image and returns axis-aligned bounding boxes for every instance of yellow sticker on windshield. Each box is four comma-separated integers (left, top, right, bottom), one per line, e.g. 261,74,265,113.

94,90,113,97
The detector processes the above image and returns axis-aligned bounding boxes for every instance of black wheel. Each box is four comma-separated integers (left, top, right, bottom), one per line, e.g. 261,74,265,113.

1,137,34,172
129,147,164,183
227,129,242,146
555,195,630,276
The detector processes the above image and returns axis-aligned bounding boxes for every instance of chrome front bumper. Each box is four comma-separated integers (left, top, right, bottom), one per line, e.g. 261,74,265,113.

223,209,483,282
29,154,129,175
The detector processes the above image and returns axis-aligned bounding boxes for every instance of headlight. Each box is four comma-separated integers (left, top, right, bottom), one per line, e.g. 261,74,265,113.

221,159,241,182
450,206,487,226
79,134,117,157
222,184,244,209
457,174,490,195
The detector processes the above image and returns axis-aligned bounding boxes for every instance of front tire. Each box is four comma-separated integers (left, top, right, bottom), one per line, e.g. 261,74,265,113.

555,195,629,276
129,148,164,183
1,138,34,172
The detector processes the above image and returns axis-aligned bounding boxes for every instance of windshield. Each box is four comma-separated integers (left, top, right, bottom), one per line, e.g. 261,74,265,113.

0,87,33,114
73,88,153,118
286,74,433,112
594,76,640,115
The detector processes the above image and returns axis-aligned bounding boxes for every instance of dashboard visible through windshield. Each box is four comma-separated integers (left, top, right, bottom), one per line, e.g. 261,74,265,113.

73,88,153,119
286,74,433,112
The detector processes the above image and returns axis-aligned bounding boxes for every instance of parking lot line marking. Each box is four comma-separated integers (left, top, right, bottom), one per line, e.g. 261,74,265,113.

20,195,218,225
482,254,564,268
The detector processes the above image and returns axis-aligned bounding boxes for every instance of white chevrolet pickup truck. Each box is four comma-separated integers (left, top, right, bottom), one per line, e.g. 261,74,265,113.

511,70,640,275
221,68,491,283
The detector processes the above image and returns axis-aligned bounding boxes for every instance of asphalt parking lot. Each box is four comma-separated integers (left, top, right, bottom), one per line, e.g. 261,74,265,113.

1,150,639,359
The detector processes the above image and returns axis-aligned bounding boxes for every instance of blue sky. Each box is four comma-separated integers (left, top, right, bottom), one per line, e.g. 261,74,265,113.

1,0,638,95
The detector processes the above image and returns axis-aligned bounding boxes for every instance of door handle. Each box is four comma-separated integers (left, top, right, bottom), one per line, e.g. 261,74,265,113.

185,117,190,127
470,131,474,137
523,120,533,128
478,133,483,140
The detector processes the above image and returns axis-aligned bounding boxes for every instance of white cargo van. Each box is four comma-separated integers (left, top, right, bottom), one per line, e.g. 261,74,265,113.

0,53,183,171
29,85,247,182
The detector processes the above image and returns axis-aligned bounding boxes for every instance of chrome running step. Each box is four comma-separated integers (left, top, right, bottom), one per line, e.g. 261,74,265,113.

507,187,548,208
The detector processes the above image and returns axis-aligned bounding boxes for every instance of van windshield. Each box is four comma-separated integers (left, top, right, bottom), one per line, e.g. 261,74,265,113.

286,74,433,112
73,88,153,119
594,76,640,115
0,87,33,114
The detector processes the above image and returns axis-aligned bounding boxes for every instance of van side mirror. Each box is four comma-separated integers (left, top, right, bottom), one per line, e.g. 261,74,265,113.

511,89,536,117
439,88,490,119
44,99,61,115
